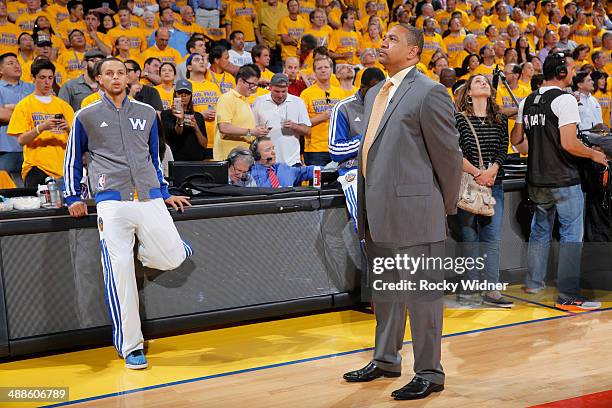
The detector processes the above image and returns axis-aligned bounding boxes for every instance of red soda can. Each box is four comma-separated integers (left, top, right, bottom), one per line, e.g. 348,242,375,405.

313,166,321,188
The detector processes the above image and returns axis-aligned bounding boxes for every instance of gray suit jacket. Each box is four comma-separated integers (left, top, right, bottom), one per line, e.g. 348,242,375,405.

357,67,463,247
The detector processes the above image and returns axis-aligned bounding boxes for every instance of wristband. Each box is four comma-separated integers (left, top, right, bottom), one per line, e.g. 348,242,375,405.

35,125,40,135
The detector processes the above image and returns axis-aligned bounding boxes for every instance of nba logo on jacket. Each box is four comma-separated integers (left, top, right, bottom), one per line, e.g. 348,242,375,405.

129,118,147,131
98,174,106,190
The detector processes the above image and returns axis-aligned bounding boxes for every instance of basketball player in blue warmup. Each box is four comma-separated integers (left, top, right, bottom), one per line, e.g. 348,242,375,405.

64,58,193,370
328,68,385,227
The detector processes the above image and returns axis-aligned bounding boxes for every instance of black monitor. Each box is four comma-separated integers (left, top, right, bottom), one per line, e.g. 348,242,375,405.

168,161,229,186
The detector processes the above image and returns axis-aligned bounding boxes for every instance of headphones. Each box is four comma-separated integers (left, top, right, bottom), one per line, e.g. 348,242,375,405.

227,149,252,166
551,53,568,78
250,138,262,161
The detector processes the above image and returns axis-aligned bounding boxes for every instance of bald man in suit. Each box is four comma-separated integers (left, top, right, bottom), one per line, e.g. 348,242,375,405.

343,24,463,401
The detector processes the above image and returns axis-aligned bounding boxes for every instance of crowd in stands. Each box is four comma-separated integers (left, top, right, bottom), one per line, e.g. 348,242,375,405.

0,0,610,189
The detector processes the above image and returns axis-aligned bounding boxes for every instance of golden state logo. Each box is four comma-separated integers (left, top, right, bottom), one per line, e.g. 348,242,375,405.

98,216,103,232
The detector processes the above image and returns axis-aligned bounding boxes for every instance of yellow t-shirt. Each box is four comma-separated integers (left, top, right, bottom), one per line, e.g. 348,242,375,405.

467,20,488,45
298,0,316,20
473,63,495,81
175,22,205,36
495,84,530,153
340,86,358,98
256,3,288,48
300,83,344,152
489,15,511,33
594,90,611,128
214,88,256,160
86,32,112,53
81,92,102,108
7,94,74,179
206,70,236,95
154,85,175,111
329,29,361,65
354,63,385,87
44,3,69,25
422,33,447,66
56,50,86,81
57,19,87,41
15,10,50,32
277,15,308,60
107,25,147,52
572,24,596,49
303,25,334,47
0,22,21,54
190,79,222,149
203,27,226,42
442,33,466,68
435,9,469,31
140,45,182,66
226,0,257,43
7,1,28,18
360,33,382,53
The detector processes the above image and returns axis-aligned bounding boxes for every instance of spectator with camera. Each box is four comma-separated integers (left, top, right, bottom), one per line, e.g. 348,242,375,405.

161,80,207,161
511,53,607,311
252,73,311,167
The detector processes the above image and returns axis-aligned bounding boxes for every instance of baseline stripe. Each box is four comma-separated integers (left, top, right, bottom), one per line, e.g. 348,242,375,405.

43,308,612,407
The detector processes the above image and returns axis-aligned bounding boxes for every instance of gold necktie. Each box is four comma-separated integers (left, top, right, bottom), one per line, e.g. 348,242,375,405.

361,80,394,177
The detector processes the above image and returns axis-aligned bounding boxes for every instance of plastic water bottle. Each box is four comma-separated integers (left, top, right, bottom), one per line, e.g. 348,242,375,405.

46,177,62,208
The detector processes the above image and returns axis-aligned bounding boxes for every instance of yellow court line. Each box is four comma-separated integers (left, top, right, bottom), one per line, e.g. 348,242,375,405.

0,296,566,407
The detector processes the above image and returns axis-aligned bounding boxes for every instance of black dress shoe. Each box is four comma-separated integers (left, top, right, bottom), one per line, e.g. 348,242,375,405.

343,362,401,382
392,377,444,400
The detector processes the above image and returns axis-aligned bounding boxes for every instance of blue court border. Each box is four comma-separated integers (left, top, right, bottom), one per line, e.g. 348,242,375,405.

43,302,612,407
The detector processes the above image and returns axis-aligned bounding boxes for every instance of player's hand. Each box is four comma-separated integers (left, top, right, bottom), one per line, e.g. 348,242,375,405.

165,195,191,212
68,201,88,218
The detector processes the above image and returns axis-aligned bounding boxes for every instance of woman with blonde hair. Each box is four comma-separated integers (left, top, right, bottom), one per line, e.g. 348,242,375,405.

361,18,383,52
453,74,512,308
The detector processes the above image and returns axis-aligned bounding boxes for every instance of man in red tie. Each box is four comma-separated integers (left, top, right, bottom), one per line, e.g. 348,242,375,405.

249,137,316,187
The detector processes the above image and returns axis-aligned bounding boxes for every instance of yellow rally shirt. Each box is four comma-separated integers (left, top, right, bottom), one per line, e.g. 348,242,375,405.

191,79,222,149
300,83,344,153
214,88,256,160
7,94,74,179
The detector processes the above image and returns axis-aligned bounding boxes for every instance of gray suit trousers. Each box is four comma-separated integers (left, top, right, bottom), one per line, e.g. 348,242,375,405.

365,237,445,385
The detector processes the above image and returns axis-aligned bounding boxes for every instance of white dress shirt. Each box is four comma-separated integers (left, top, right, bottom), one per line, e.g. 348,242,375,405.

577,92,603,130
252,93,312,166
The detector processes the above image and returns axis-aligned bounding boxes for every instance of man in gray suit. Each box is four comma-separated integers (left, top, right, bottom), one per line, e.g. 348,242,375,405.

342,24,463,401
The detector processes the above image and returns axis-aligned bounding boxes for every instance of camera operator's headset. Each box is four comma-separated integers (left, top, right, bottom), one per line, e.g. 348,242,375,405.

550,52,568,79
